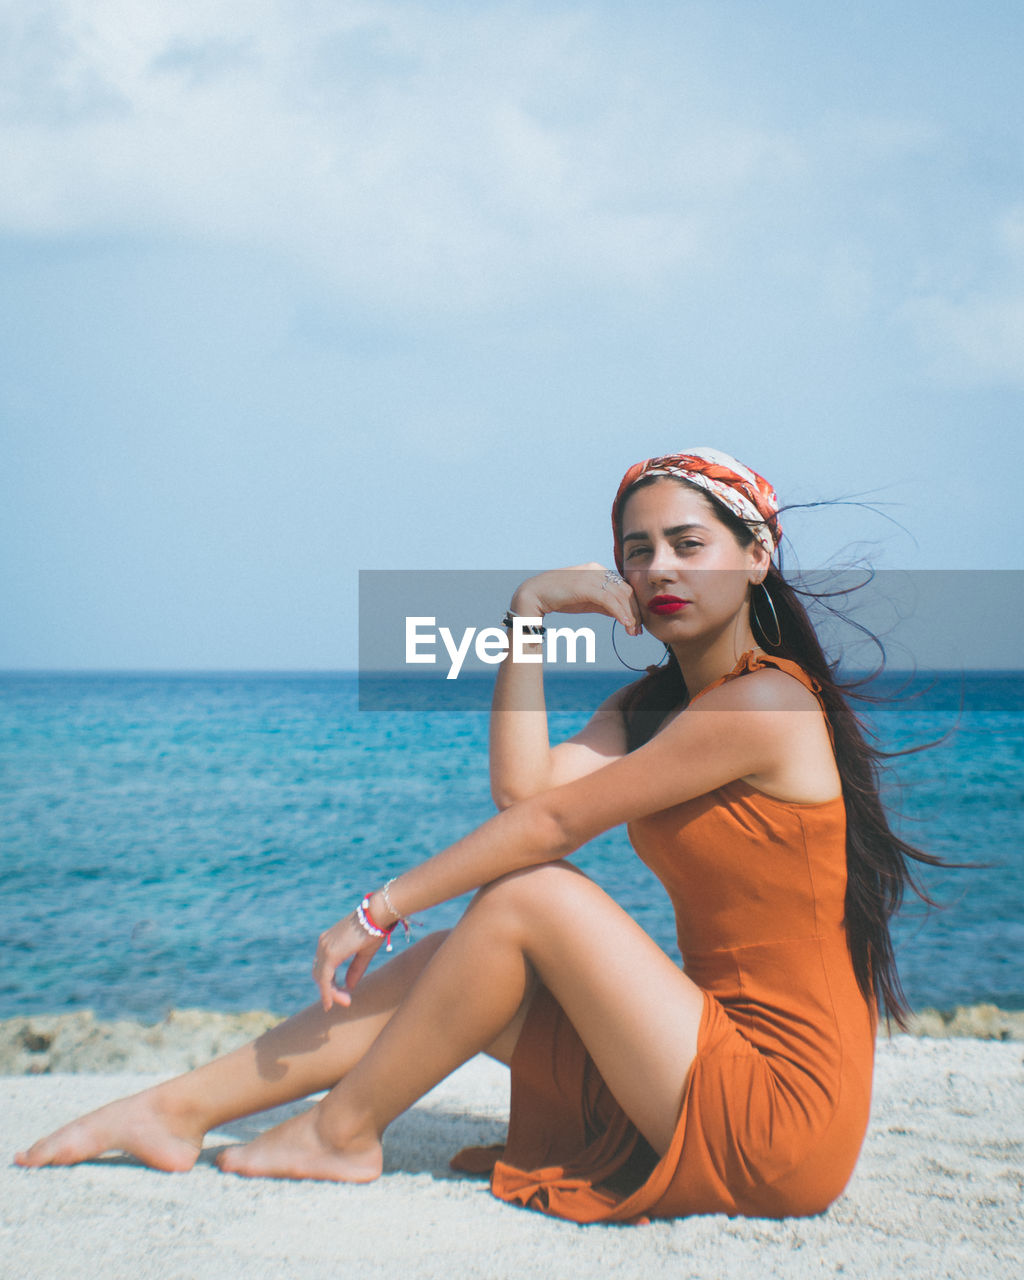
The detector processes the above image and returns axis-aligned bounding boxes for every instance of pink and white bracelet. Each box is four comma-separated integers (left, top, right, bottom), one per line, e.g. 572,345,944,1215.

354,881,411,952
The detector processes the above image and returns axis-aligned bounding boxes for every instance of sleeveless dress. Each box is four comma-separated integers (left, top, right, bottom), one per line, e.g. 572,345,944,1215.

451,651,877,1223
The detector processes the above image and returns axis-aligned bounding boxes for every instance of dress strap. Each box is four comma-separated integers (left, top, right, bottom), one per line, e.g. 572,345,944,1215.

688,649,820,702
686,650,824,711
688,650,832,741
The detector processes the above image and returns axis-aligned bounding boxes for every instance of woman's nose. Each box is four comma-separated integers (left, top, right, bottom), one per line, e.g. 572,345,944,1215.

646,544,675,580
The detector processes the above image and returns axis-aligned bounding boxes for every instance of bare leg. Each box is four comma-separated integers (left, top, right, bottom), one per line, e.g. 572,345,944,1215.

15,931,469,1170
217,863,704,1182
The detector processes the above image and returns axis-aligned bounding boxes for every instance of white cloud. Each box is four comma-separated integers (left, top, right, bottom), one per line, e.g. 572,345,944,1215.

902,207,1024,387
0,0,1014,348
0,0,805,310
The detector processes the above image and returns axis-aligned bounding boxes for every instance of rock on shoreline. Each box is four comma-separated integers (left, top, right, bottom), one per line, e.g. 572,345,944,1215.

0,1008,282,1075
904,1003,1024,1041
1,1003,1022,1075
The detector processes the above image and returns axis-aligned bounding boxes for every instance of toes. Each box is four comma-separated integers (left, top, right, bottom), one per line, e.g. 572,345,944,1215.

214,1141,285,1180
15,1139,61,1167
15,1119,199,1174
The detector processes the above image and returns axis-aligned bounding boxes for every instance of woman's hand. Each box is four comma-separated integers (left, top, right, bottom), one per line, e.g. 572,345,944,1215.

511,564,642,635
312,913,383,1011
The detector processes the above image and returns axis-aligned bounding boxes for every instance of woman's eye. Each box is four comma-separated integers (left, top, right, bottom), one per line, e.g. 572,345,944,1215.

625,545,650,560
675,540,702,552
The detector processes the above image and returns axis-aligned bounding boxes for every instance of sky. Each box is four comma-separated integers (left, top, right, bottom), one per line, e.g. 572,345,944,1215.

1,0,1022,670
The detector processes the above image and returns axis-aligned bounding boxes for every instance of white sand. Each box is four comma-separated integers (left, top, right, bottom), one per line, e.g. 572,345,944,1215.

3,1036,1022,1280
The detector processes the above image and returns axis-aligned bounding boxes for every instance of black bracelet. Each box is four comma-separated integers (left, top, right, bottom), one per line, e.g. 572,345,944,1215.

502,609,546,636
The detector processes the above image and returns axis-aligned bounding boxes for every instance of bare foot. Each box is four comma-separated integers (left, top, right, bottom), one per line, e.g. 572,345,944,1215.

216,1103,382,1183
14,1088,204,1173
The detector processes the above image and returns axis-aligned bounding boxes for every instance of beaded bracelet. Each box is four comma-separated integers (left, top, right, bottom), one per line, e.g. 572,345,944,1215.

354,886,411,952
355,897,393,950
501,609,545,636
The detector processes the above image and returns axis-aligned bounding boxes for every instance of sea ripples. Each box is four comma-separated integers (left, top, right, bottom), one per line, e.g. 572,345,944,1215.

1,672,1020,1019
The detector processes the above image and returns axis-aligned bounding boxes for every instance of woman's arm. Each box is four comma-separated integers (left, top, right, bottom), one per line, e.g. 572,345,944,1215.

400,669,836,914
315,669,834,1009
489,566,641,807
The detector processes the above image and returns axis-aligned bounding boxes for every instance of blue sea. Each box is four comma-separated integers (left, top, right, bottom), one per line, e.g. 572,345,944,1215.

1,671,1021,1022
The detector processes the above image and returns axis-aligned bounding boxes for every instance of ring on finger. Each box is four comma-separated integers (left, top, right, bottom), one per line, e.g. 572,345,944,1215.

602,569,625,589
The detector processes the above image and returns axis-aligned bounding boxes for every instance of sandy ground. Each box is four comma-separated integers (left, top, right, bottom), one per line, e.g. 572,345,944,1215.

3,1035,1022,1280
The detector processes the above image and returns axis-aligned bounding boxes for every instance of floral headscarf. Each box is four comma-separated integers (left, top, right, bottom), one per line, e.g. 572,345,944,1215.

612,447,781,572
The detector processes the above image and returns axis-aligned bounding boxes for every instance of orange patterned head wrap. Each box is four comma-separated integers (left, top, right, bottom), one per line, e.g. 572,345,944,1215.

611,447,781,573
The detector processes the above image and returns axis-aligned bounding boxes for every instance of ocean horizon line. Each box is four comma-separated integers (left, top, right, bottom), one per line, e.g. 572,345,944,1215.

4,666,1024,677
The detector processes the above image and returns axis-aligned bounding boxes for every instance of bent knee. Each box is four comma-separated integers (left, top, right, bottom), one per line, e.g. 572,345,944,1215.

393,928,450,972
469,861,591,919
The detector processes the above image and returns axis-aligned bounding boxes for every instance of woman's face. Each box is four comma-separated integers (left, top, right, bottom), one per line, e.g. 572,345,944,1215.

618,478,769,648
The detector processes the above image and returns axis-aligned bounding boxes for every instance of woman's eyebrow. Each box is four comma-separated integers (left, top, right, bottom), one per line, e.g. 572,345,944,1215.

622,522,710,543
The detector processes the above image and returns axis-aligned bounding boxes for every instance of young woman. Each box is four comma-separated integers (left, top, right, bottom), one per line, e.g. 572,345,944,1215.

16,448,929,1224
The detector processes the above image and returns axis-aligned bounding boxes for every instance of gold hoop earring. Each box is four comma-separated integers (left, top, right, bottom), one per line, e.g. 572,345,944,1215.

611,619,670,671
751,581,782,648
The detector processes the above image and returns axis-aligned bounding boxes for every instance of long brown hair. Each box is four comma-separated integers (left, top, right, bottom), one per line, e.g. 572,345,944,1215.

617,474,948,1030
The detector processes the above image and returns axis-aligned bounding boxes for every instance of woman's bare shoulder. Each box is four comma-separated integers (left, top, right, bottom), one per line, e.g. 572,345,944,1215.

693,666,822,715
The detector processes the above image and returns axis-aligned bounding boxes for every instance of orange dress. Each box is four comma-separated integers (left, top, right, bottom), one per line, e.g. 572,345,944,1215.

451,651,877,1223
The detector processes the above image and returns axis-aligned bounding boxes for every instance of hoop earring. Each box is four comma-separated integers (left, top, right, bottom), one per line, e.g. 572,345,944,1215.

751,581,782,648
611,619,671,672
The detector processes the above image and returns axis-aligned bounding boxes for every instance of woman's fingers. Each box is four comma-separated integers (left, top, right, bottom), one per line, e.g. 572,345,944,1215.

313,922,355,1010
517,564,642,634
592,567,642,635
604,577,643,635
316,962,352,1011
313,957,343,1011
325,981,352,1011
313,964,339,1011
630,590,644,634
344,949,373,991
312,917,382,1010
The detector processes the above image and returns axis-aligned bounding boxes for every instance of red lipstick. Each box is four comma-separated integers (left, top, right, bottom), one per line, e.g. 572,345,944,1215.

648,595,688,615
